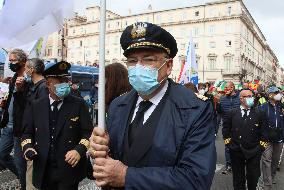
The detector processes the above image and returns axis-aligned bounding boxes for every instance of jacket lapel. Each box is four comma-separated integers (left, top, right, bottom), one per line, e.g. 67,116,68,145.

115,91,138,159
39,97,50,137
55,96,73,139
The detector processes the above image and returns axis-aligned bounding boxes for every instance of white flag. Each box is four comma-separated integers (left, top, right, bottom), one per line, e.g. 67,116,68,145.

178,34,198,85
0,0,74,48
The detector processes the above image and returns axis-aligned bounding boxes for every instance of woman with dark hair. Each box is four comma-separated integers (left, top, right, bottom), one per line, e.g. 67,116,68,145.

184,82,198,93
105,62,132,111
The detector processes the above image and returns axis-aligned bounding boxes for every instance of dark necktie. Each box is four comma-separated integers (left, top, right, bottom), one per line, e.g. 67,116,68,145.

129,100,153,146
243,109,248,120
51,101,62,122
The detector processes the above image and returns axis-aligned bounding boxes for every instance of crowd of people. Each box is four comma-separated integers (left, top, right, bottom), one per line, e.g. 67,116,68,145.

185,80,284,190
0,21,283,190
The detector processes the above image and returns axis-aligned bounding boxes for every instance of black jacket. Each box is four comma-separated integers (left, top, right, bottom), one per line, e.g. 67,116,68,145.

0,74,31,137
21,95,93,188
222,107,268,159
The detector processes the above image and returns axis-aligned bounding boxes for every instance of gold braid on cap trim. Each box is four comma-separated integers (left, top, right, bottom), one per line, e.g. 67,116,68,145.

224,138,231,145
79,139,90,149
21,139,32,148
127,42,170,55
260,141,268,148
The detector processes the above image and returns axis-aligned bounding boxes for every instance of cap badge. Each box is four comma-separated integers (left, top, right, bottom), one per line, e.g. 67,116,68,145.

131,23,147,39
59,63,67,70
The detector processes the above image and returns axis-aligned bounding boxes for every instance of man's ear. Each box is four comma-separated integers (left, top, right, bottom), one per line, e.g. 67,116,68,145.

166,59,173,75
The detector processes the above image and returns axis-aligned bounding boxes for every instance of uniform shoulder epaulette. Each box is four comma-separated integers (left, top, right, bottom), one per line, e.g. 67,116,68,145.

119,91,129,97
195,93,208,101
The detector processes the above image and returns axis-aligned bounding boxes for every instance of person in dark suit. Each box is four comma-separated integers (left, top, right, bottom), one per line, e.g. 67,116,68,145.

223,89,268,190
21,61,93,190
89,22,216,190
23,58,49,190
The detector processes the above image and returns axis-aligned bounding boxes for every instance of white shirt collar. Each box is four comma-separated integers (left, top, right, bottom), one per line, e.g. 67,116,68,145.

49,94,56,105
136,80,169,107
240,105,250,110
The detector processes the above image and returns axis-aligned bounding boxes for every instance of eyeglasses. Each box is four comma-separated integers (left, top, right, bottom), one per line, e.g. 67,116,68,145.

125,56,168,67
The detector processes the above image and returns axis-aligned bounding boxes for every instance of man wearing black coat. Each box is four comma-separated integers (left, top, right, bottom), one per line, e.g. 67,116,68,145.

22,58,49,190
21,61,93,190
0,49,29,190
223,89,268,190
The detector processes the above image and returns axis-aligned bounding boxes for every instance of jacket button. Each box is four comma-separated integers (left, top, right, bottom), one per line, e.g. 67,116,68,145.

35,128,38,132
239,136,242,139
70,126,72,128
35,142,38,145
69,140,72,143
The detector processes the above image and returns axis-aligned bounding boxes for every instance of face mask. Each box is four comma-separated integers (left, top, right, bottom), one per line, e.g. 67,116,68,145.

274,93,282,101
245,97,254,108
199,89,205,96
23,73,32,83
9,62,21,72
128,61,167,96
54,83,71,99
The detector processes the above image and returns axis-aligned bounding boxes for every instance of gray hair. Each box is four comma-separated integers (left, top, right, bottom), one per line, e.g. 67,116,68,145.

9,49,27,63
27,58,45,74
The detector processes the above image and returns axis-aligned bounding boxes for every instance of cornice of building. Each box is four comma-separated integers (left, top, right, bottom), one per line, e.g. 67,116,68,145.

238,0,266,41
68,0,241,27
66,15,241,39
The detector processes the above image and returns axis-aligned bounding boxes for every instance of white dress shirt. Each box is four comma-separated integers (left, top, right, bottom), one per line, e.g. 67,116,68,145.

240,105,250,118
131,80,168,124
49,95,63,111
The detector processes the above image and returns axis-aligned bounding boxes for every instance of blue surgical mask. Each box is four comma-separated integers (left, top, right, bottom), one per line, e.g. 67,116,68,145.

128,62,167,96
24,73,32,83
54,83,71,99
246,97,255,108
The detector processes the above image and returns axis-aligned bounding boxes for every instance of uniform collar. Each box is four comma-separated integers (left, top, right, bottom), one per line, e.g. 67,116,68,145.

136,80,168,107
119,79,198,109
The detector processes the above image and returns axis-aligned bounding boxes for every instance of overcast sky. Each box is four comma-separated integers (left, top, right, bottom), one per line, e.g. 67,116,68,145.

75,0,284,67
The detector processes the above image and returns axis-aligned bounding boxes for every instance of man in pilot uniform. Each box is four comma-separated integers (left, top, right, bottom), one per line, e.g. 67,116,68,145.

21,61,93,190
89,22,216,190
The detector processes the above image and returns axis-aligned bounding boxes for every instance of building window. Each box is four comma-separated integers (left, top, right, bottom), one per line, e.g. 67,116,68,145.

194,43,199,49
209,25,215,35
208,56,217,70
80,27,84,34
225,24,232,33
47,49,52,56
87,50,91,57
106,50,109,55
226,40,232,47
209,9,215,17
73,29,75,34
58,49,61,57
125,21,128,26
195,11,199,17
117,22,120,27
182,12,187,20
80,41,83,47
227,6,232,16
193,27,199,36
224,56,232,71
209,42,216,48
